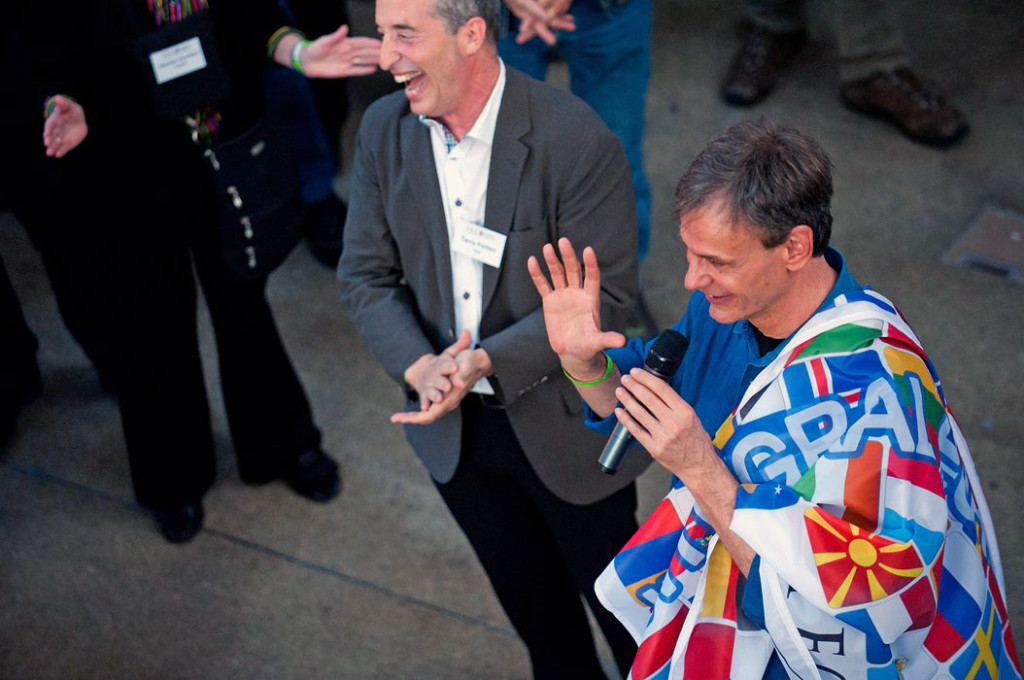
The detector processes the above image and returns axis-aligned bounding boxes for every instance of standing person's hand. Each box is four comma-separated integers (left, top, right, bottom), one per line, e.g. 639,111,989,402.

42,95,88,158
279,26,382,78
503,0,575,46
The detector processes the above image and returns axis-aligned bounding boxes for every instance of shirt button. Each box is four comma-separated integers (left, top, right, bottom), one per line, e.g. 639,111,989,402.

463,291,470,300
455,199,462,207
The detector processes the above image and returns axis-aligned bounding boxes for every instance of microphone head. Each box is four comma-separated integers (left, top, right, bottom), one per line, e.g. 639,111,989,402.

644,329,688,379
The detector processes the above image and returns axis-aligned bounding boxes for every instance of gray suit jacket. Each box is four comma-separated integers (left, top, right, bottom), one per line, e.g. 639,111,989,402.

338,67,647,505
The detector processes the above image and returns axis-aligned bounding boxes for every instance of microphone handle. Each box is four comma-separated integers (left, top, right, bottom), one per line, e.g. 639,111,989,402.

597,421,634,475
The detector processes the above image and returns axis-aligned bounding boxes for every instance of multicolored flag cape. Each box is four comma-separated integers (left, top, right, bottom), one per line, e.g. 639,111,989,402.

596,289,1021,680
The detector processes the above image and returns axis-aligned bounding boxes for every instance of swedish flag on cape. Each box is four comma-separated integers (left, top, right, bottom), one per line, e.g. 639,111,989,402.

596,289,1020,680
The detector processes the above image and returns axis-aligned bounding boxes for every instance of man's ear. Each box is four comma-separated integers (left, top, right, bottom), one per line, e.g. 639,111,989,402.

783,225,816,271
459,16,487,55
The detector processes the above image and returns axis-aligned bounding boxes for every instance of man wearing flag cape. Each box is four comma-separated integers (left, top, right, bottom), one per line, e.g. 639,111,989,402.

528,118,1020,680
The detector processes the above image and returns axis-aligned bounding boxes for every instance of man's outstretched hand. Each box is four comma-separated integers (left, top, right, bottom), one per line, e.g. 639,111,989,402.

527,237,625,380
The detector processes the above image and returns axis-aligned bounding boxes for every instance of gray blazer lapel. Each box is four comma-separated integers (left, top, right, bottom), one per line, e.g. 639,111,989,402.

400,113,456,331
481,70,531,314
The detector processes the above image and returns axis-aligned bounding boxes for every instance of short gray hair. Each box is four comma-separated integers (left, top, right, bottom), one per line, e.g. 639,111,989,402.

674,118,834,256
431,0,501,43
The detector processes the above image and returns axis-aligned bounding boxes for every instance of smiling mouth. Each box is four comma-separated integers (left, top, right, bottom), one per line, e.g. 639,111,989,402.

393,71,423,85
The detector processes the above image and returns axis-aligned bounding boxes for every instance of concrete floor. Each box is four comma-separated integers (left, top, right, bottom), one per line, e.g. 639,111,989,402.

1,0,1022,677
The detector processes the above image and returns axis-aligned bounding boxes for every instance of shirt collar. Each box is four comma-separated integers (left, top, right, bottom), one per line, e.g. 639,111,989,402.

739,246,860,363
418,59,506,149
821,246,859,300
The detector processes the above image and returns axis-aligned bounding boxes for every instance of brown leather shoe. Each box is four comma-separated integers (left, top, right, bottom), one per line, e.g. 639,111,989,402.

721,22,807,106
841,68,969,148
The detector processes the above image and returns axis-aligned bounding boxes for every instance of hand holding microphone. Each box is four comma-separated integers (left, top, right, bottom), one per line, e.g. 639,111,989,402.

526,238,689,475
598,329,688,474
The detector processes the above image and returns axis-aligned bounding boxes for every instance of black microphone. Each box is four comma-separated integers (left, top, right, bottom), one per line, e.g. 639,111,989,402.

597,329,689,475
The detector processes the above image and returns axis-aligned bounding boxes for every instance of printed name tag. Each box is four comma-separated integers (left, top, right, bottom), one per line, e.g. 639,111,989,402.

452,219,507,268
150,37,207,85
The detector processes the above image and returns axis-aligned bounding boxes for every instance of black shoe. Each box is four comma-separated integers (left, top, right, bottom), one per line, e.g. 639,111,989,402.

721,21,807,106
153,503,204,544
285,449,341,503
304,194,348,269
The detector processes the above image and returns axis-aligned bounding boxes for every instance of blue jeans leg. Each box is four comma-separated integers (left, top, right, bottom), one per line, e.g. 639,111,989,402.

500,0,652,261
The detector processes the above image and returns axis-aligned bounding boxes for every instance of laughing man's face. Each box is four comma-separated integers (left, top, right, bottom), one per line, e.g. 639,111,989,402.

376,0,468,122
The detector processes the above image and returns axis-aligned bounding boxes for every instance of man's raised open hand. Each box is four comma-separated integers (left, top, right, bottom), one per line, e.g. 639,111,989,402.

527,237,625,379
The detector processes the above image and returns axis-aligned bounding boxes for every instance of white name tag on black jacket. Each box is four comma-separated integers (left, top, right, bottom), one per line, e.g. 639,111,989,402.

131,13,230,120
150,36,208,84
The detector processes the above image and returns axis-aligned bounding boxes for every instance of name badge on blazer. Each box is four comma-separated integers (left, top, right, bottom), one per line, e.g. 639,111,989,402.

452,218,507,268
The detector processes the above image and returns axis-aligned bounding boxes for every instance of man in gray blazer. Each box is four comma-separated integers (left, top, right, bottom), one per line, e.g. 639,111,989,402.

338,0,643,674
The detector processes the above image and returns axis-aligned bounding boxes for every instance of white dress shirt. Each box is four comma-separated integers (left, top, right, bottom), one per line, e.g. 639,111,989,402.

419,61,507,394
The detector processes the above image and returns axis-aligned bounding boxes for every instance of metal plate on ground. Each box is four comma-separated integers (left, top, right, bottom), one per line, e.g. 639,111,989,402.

943,207,1024,284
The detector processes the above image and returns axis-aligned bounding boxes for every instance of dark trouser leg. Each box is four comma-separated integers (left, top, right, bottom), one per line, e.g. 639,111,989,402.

0,253,38,376
0,252,41,443
531,466,640,675
113,223,216,509
191,212,320,482
15,156,121,390
436,399,638,678
33,241,120,392
13,145,217,506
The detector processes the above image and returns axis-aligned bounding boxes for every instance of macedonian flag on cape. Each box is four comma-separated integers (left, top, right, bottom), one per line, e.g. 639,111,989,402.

596,289,1021,680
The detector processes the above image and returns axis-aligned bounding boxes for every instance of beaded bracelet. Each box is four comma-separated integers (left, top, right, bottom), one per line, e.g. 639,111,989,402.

290,39,310,74
267,26,305,59
562,353,614,387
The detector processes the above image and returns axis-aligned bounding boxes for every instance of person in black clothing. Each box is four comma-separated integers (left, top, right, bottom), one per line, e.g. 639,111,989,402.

31,0,379,543
0,257,42,446
2,11,42,446
2,4,119,446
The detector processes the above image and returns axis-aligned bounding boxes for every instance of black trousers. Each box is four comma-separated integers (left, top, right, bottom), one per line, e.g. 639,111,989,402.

114,174,321,508
0,254,37,377
436,397,639,679
22,138,320,508
13,149,122,389
0,253,40,433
